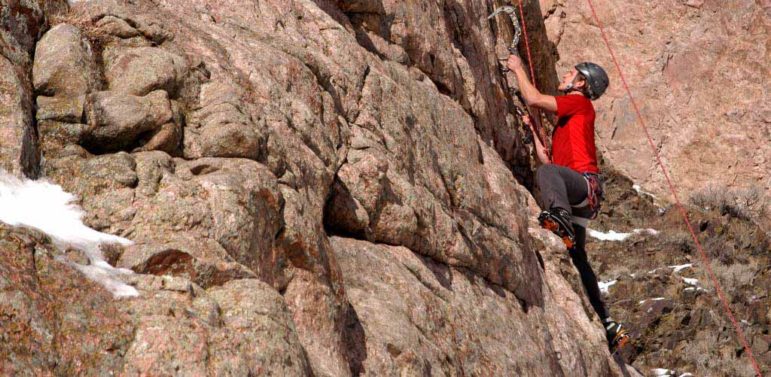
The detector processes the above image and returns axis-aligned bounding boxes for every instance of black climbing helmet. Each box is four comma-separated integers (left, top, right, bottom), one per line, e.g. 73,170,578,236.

575,62,609,100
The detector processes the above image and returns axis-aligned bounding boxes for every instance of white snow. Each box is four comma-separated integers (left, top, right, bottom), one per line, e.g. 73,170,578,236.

588,228,659,241
669,263,693,273
639,297,666,305
652,368,674,376
588,229,632,241
682,277,699,286
0,171,138,298
632,184,658,199
653,368,692,377
684,287,706,293
598,279,617,295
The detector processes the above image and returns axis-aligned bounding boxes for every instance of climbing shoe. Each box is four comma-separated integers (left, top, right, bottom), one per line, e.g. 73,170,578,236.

605,320,630,354
538,208,575,249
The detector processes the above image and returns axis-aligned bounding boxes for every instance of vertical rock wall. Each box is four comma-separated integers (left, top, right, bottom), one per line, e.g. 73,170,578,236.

0,0,636,375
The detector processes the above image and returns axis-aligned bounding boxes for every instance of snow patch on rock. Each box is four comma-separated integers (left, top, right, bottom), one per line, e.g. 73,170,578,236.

632,183,658,199
0,170,137,297
669,263,693,273
682,277,699,286
588,228,659,241
651,369,693,377
598,279,617,295
639,297,666,305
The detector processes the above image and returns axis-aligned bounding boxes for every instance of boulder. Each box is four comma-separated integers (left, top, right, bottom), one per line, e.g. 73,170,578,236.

330,236,618,376
207,279,313,375
183,81,265,160
33,24,99,97
83,90,173,152
117,236,257,288
104,46,188,96
36,95,86,123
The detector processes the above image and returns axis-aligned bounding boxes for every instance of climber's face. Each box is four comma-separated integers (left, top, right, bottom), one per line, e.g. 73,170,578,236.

558,68,586,92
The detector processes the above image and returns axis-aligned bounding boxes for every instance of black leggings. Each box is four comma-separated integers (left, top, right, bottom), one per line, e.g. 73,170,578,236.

570,225,609,320
536,164,609,321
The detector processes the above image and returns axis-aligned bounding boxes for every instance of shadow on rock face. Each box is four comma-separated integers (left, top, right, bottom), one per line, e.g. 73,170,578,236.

342,302,367,375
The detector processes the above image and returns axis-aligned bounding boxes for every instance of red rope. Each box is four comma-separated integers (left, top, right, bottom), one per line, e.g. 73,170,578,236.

516,0,537,89
515,0,552,152
582,0,763,375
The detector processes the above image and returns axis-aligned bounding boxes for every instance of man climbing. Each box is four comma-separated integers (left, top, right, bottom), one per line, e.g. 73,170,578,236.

506,54,629,352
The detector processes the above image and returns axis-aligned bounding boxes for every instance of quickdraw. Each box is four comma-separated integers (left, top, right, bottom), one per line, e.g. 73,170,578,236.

489,4,545,148
487,5,522,72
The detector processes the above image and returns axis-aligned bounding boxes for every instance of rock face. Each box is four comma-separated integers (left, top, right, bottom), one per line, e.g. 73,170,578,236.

331,236,619,376
0,0,706,376
584,168,770,376
33,23,100,97
541,0,770,213
0,0,53,177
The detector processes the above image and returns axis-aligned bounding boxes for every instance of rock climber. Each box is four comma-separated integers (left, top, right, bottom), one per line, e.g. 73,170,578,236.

506,54,629,352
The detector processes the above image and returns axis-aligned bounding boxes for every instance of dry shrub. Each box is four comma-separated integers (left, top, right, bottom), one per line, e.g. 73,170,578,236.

690,185,767,223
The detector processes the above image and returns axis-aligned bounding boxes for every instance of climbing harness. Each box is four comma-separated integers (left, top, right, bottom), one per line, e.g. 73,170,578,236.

570,173,604,220
581,0,762,374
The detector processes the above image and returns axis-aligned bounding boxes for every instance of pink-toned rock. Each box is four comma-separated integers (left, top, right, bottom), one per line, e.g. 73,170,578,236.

0,224,134,376
33,24,100,97
84,90,173,152
207,279,313,375
104,46,188,96
117,236,256,288
183,81,265,160
0,56,38,177
0,0,53,177
331,236,626,376
543,0,770,209
0,0,46,56
1,0,661,375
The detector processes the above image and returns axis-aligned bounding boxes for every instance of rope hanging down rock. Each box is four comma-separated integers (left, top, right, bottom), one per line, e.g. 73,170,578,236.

505,1,763,375
581,0,763,375
488,2,545,147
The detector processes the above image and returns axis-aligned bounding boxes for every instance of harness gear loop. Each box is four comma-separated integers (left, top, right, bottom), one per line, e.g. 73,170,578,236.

582,173,604,219
570,173,604,227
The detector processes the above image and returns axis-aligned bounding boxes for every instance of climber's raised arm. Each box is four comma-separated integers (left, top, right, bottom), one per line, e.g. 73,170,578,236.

506,55,557,112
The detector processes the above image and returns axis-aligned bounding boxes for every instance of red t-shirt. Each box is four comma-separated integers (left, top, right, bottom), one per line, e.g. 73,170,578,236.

552,95,599,174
